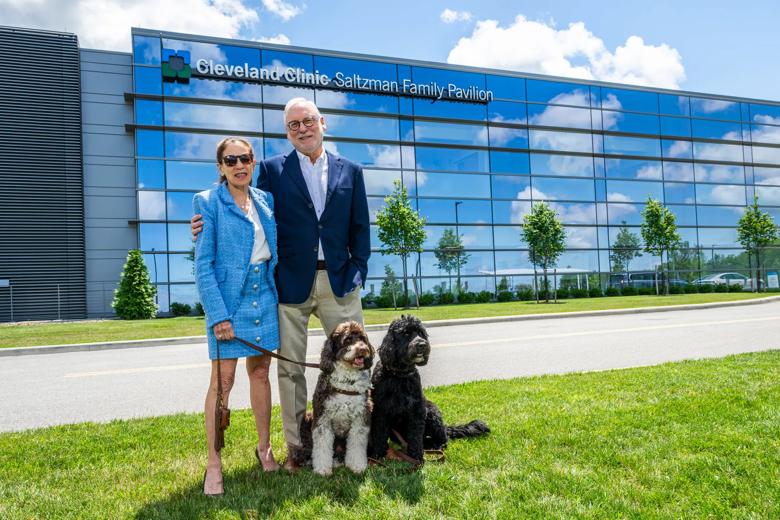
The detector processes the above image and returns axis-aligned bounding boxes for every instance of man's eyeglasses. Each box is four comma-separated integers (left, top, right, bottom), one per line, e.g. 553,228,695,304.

286,116,319,132
221,153,254,167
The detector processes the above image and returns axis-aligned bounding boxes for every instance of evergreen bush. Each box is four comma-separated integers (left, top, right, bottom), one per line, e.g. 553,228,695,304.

605,287,620,297
170,302,192,316
588,287,603,298
476,291,493,303
458,291,476,304
496,290,513,302
112,249,157,320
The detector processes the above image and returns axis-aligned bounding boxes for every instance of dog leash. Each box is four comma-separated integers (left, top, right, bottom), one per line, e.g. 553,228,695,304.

232,336,321,368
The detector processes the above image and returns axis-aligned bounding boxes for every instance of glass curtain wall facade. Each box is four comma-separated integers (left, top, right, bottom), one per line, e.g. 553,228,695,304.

131,30,780,310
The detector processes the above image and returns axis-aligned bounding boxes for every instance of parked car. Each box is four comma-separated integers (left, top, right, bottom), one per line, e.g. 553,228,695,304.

693,272,762,289
609,271,689,289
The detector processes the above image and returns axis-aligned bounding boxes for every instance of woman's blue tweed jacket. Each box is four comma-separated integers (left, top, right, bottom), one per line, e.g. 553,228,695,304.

193,183,278,329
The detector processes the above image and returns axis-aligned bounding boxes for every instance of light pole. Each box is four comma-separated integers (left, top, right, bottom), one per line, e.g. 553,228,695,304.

454,201,463,293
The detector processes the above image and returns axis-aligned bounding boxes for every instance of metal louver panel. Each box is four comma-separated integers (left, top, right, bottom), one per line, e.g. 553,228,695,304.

0,26,86,321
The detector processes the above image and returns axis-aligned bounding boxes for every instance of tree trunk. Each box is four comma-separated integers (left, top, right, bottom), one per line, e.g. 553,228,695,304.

543,268,549,303
663,250,670,296
756,248,761,293
402,255,410,309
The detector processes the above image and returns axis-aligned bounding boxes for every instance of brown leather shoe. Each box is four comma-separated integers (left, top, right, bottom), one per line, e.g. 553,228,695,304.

283,445,301,473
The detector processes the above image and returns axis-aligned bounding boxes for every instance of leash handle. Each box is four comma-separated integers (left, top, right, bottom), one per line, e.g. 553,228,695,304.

233,336,321,369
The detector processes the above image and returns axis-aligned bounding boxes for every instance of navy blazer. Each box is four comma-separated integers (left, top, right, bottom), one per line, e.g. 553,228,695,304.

258,151,370,304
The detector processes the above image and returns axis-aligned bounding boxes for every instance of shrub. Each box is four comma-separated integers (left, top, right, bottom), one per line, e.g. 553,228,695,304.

418,293,435,306
170,302,192,316
496,290,513,302
605,287,620,297
728,283,743,293
438,292,455,305
621,286,637,296
517,288,534,301
556,287,571,299
638,287,655,296
714,283,729,293
571,288,589,298
588,287,603,298
669,285,684,294
698,284,713,293
112,249,157,320
683,284,699,294
475,291,492,303
458,291,476,304
194,302,205,316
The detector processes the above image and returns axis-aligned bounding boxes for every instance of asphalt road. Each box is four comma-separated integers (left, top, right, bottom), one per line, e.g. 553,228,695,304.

1,300,778,432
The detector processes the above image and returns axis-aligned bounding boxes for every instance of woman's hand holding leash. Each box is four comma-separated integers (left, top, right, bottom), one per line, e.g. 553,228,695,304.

213,320,235,341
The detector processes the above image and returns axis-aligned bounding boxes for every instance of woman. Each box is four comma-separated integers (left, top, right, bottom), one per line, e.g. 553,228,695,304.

193,137,280,496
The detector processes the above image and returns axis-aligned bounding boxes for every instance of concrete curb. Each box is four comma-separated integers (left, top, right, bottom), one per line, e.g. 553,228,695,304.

3,295,779,357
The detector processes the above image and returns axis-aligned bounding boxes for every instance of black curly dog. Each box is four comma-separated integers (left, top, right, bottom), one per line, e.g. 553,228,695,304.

368,315,490,462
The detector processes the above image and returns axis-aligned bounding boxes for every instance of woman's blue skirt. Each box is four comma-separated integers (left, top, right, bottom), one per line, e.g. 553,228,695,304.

207,262,280,360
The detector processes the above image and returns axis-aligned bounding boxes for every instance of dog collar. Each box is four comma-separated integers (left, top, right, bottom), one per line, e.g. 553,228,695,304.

329,384,366,396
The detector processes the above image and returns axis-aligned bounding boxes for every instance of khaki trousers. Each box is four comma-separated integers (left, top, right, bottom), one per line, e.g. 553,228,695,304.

277,270,363,447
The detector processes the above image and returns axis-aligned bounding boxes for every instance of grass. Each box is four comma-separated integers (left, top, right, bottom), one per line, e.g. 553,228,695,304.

0,292,773,349
1,350,779,518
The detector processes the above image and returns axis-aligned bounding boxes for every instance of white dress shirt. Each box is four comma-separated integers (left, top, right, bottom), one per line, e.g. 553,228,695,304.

297,150,328,261
247,198,271,264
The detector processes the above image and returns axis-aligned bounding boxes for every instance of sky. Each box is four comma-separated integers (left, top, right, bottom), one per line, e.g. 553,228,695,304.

1,0,779,101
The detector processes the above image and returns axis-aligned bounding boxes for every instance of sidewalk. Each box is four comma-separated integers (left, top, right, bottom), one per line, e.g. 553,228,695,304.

3,294,778,357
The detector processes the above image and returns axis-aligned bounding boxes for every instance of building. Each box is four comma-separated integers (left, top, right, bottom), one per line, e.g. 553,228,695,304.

1,25,779,321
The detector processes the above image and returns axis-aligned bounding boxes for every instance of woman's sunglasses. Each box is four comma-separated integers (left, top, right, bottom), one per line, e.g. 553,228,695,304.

221,153,254,167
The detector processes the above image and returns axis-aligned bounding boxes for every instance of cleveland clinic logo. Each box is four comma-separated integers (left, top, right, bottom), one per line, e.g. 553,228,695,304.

161,49,191,83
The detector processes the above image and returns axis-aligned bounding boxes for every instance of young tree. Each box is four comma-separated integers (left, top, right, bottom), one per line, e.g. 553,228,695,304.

640,198,681,295
433,228,470,293
737,196,779,292
610,221,642,282
375,180,426,308
379,264,403,309
112,249,157,319
520,202,566,303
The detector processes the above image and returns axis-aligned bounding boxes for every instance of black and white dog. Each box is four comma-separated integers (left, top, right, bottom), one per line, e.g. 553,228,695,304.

368,315,490,463
299,321,375,476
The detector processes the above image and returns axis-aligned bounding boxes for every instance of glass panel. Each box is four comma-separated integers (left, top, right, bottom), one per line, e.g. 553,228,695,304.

168,223,195,252
419,251,495,277
488,126,528,149
492,175,531,199
550,202,597,224
490,151,530,174
138,191,166,220
170,284,198,305
136,130,164,158
690,98,740,120
488,101,527,123
414,97,487,121
263,108,286,134
264,137,289,158
565,226,598,248
696,184,746,205
423,225,493,249
755,186,780,205
416,172,490,198
664,182,696,204
263,85,314,105
262,49,312,72
323,141,400,168
531,153,593,177
413,66,485,93
606,203,644,225
143,254,168,283
363,169,401,196
326,113,399,141
692,142,743,162
401,146,415,169
557,250,599,271
166,132,261,160
133,35,160,65
494,251,533,271
600,87,658,113
416,199,492,224
402,170,416,195
696,205,744,226
604,111,659,134
486,75,525,101
164,39,260,70
606,180,663,203
167,191,198,220
314,55,397,84
164,77,262,102
663,161,694,181
695,164,745,184
134,66,162,95
530,130,592,153
367,254,404,279
526,80,592,106
414,120,487,146
494,226,525,248
605,159,662,180
660,116,691,137
135,99,163,126
753,167,780,186
367,198,385,222
139,223,167,251
167,161,224,190
532,177,595,201
752,145,780,166
691,119,742,141
698,228,740,248
137,159,165,189
415,146,488,172
528,104,592,129
603,135,661,157
169,253,195,282
492,200,531,224
316,89,398,113
164,102,262,132
668,204,697,226
750,124,780,145
662,140,693,159
659,94,690,116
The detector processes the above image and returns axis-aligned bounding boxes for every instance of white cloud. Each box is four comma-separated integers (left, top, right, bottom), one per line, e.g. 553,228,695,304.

0,0,260,52
441,8,471,24
254,33,291,45
261,0,303,21
447,15,685,89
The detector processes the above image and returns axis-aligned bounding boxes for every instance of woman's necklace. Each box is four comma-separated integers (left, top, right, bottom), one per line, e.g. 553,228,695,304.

238,195,251,214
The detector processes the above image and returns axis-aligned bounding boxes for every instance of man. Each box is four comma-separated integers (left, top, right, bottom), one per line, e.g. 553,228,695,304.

192,98,370,471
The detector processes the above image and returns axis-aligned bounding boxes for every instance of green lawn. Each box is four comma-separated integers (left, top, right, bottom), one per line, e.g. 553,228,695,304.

1,350,778,518
0,292,773,349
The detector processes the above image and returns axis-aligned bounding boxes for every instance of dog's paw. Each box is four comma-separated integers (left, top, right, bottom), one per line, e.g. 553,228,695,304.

345,455,368,474
314,466,333,476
